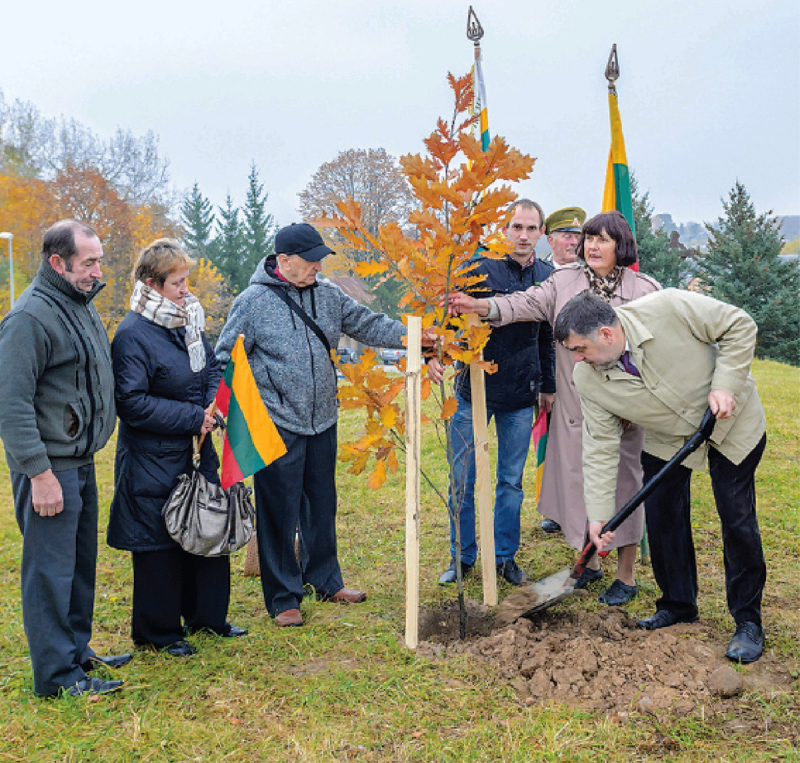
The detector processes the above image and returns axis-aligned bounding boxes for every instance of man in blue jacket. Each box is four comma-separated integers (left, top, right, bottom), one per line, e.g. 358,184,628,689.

0,220,131,696
439,199,556,586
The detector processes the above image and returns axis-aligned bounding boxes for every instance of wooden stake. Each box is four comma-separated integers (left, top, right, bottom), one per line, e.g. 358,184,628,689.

467,313,497,606
404,316,422,649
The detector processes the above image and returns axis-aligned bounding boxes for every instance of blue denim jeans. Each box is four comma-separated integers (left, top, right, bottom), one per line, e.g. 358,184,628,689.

448,395,534,565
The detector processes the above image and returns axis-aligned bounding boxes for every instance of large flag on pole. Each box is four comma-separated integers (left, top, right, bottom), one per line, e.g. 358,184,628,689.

216,335,286,489
602,90,635,236
473,49,490,151
602,45,639,270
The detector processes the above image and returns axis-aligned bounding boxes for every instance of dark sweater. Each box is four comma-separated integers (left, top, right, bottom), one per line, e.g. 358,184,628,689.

0,262,115,477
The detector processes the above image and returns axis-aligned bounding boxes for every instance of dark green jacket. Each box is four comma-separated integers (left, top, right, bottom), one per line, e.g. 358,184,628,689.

0,262,115,477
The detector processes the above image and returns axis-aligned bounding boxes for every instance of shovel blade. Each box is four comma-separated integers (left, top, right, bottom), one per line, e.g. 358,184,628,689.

519,568,576,618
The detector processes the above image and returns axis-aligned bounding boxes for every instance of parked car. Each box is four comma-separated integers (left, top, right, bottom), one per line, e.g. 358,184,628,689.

380,348,407,365
336,347,358,364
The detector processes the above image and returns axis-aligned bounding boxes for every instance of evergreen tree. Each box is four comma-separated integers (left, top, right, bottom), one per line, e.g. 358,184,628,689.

240,163,275,292
698,181,799,365
208,193,246,293
180,182,215,257
631,174,690,288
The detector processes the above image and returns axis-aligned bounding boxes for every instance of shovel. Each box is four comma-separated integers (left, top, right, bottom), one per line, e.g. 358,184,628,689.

496,407,717,625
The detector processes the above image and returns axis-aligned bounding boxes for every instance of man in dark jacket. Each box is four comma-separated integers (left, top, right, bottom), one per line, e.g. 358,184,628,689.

216,223,422,628
0,220,130,697
439,199,556,586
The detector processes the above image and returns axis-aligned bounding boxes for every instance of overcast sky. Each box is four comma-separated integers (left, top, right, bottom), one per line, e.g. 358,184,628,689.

2,0,798,229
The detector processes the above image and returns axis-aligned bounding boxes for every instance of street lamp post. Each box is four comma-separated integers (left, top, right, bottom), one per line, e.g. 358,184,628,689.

0,232,14,306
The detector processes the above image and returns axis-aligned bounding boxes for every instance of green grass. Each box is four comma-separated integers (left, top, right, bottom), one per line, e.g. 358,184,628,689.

0,358,797,762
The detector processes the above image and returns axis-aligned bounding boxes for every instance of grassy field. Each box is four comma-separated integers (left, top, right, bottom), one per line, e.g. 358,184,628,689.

0,358,797,762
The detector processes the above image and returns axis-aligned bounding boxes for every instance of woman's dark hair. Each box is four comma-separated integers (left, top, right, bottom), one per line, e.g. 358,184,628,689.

575,211,638,267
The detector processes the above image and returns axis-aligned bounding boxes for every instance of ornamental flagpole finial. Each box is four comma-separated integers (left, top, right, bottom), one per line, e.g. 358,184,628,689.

466,6,484,45
605,44,620,94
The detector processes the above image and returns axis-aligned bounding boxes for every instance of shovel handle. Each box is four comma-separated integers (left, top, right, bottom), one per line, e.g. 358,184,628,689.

570,407,716,580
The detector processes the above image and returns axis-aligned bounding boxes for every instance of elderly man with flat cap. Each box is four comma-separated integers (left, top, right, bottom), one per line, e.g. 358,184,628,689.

216,223,425,627
545,207,586,269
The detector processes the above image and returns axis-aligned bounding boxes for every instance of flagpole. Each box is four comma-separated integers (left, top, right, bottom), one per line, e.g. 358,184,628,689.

466,6,497,608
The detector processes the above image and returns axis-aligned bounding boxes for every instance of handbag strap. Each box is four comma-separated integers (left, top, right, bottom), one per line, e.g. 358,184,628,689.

267,284,335,367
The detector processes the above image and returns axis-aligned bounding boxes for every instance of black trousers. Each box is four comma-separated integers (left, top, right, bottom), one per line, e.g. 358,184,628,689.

252,424,344,616
13,464,98,696
131,548,230,648
641,433,767,626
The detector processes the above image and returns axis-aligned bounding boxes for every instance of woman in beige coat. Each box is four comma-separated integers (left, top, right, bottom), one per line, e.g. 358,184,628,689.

449,211,660,604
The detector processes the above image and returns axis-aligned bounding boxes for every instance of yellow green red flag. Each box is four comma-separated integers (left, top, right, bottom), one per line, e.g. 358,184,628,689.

473,50,490,151
215,334,286,489
602,90,637,243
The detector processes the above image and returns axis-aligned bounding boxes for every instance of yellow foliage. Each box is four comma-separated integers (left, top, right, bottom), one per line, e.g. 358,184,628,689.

328,70,536,488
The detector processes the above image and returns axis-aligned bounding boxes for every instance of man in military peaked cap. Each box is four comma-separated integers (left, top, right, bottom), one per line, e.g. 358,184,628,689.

545,207,587,268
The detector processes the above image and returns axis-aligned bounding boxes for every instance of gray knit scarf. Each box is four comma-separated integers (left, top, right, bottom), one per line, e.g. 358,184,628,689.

130,280,207,372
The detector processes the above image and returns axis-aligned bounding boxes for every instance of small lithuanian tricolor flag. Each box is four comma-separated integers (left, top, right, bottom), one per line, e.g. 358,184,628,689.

216,335,286,489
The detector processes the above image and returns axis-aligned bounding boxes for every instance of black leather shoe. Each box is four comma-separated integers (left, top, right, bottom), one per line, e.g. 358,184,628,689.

574,567,603,589
496,559,529,586
540,519,561,534
67,677,123,697
163,640,197,657
81,653,133,672
438,558,474,585
598,579,638,605
725,621,764,664
219,622,248,637
637,610,699,630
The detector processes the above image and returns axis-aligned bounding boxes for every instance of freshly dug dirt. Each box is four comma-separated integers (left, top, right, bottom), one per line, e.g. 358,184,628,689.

415,599,799,723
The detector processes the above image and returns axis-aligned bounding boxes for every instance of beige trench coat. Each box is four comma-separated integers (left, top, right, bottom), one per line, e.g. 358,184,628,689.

492,264,661,551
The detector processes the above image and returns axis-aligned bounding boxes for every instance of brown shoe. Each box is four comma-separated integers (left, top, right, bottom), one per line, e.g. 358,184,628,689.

327,588,367,604
275,608,303,627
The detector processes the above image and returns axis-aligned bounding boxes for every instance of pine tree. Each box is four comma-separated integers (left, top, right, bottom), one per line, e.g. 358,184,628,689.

699,182,799,365
208,193,246,294
631,175,690,288
180,182,215,257
240,163,275,292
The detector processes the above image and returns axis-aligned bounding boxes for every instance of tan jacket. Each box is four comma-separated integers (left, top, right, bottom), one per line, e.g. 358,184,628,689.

573,289,767,522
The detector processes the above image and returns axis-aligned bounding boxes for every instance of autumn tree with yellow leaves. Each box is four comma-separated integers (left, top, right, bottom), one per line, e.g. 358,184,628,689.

316,72,535,491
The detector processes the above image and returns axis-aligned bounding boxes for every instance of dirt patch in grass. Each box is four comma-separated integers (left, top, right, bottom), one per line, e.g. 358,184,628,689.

416,599,799,736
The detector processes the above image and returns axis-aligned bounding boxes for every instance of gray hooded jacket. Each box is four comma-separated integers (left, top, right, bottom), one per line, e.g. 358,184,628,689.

215,257,406,436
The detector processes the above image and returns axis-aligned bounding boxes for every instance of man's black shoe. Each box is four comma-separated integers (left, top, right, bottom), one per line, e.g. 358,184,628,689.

637,610,699,630
81,653,133,672
438,559,473,585
162,640,197,657
574,567,603,589
496,559,529,586
66,677,123,697
219,622,248,638
540,519,561,534
725,621,764,664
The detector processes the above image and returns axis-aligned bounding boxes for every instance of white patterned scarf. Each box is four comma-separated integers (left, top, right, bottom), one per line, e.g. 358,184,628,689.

130,280,207,372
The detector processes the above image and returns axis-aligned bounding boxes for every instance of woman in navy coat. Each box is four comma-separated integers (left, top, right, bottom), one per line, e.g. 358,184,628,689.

108,239,245,656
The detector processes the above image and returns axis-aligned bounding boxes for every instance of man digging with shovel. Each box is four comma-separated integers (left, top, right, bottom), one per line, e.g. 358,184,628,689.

554,290,768,664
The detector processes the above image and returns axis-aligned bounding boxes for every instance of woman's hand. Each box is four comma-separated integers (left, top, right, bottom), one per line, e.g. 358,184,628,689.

444,292,490,317
200,412,217,435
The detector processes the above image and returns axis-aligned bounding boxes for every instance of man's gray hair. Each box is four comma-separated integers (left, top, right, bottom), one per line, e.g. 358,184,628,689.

554,292,620,343
507,198,545,229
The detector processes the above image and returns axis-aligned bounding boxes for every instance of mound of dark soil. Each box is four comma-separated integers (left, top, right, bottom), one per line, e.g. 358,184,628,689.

415,600,798,724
